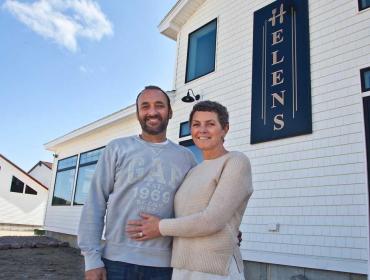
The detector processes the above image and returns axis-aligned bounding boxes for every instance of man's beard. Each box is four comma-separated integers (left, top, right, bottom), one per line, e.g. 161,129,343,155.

139,115,169,135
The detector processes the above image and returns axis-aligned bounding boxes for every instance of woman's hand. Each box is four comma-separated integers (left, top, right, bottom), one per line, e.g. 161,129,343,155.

126,213,162,241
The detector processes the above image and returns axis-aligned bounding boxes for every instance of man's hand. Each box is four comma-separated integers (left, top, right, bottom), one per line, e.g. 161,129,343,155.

85,267,107,280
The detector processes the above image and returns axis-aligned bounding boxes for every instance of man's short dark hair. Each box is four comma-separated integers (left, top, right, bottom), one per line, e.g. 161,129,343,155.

189,100,229,129
136,85,172,112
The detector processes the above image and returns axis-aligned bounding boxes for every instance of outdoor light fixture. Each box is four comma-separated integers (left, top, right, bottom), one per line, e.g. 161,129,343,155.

181,89,200,103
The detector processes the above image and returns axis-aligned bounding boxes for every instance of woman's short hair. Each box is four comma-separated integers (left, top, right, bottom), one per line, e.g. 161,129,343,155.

189,100,229,129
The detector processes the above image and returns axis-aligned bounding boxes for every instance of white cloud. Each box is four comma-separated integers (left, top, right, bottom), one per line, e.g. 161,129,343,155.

79,65,87,73
3,0,113,52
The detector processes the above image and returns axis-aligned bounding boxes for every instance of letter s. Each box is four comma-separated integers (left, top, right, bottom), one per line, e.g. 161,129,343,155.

273,114,284,130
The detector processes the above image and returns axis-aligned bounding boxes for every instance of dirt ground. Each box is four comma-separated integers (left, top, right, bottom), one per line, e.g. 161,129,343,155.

0,235,84,280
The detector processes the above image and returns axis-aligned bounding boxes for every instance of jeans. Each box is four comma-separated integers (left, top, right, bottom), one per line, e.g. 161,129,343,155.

102,258,173,280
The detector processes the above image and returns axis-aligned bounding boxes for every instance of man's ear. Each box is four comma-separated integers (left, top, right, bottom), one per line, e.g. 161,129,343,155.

169,109,173,119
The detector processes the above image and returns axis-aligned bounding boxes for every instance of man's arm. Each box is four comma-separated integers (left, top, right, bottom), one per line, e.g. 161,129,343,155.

77,143,116,272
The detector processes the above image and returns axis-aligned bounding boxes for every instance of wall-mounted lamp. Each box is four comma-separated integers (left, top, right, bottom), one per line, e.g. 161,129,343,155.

181,89,200,103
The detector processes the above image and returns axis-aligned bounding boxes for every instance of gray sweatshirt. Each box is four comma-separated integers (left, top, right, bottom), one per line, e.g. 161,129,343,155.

77,135,196,271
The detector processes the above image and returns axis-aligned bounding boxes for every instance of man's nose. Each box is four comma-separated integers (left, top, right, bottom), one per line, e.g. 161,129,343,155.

147,107,158,116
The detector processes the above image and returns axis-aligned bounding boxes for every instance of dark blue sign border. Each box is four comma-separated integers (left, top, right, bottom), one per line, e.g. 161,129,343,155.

250,0,312,144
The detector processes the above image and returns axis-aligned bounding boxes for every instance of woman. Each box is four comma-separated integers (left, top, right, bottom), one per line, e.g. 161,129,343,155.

126,101,253,279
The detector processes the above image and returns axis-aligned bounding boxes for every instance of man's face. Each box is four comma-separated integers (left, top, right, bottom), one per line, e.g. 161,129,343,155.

136,89,172,135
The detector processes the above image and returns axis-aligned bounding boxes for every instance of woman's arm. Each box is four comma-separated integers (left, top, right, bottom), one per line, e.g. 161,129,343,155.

126,153,253,240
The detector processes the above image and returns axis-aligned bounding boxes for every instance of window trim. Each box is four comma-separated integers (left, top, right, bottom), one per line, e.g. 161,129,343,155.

358,0,370,11
51,146,105,207
179,121,191,138
179,139,194,147
51,154,78,206
73,146,105,206
185,18,218,83
25,185,37,195
10,176,25,193
360,66,370,92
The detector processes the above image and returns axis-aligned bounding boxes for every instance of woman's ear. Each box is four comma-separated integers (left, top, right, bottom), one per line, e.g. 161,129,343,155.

223,123,229,134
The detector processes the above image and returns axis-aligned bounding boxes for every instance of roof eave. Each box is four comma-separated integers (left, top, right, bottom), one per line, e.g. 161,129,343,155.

158,0,207,40
44,91,176,151
44,104,136,151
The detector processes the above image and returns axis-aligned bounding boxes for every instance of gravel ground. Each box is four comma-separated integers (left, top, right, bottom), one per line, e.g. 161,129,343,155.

0,236,84,280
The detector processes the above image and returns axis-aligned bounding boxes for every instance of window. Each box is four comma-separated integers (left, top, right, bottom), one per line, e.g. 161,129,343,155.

185,19,217,83
74,147,105,205
52,155,78,206
361,67,370,92
179,139,203,163
359,0,370,11
10,176,24,193
25,185,37,195
179,121,191,138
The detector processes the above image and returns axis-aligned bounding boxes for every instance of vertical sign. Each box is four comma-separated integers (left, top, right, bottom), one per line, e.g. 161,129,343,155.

250,0,312,144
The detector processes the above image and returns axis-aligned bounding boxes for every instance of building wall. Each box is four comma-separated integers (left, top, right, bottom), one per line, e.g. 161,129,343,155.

29,164,52,188
166,0,369,275
44,115,141,235
0,157,48,226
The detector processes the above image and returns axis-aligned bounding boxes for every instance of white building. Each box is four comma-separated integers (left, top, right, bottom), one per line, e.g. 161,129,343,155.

28,161,53,188
44,0,370,279
0,154,49,227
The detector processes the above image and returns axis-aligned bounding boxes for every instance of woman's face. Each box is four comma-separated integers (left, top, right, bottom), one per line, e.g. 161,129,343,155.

191,111,228,153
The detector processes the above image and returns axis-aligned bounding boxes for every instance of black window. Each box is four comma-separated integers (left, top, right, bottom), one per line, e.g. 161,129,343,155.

361,67,370,92
179,121,191,138
359,0,370,11
52,155,78,206
185,19,217,83
10,176,24,193
25,185,37,195
179,139,203,163
74,147,105,205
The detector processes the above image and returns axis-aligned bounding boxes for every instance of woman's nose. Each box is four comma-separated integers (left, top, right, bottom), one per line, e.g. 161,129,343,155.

198,125,207,132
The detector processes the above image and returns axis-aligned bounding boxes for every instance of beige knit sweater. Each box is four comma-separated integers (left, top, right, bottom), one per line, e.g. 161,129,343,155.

159,151,253,276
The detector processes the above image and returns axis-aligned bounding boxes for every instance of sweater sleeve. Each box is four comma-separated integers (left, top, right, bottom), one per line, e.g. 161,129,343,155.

159,153,253,237
77,142,117,271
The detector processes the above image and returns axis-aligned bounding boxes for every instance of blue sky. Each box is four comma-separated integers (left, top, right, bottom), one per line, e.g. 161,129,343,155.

0,0,178,170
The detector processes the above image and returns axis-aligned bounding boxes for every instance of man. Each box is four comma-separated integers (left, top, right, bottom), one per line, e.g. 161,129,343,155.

78,85,197,280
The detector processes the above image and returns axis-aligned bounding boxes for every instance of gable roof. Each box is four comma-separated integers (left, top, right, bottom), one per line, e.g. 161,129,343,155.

28,161,53,173
42,161,53,169
0,154,48,190
158,0,207,40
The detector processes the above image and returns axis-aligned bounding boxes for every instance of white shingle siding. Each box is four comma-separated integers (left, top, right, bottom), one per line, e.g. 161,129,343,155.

167,0,369,274
0,157,48,226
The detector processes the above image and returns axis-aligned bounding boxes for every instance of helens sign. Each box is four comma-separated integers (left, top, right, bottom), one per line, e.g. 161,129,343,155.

250,0,312,144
